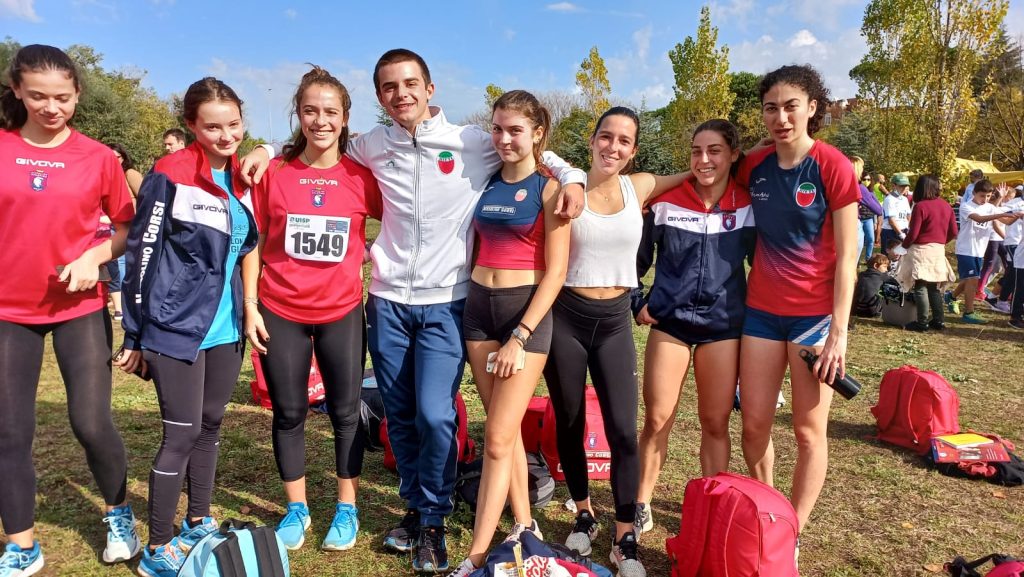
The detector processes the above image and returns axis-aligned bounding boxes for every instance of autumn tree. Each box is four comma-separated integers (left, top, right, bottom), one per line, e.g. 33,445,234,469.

576,46,611,134
728,71,767,149
962,31,1024,169
855,0,1008,184
484,84,505,109
665,5,734,169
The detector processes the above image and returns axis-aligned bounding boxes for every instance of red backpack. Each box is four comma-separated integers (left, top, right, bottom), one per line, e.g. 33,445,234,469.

946,554,1024,576
666,472,799,577
871,365,960,454
540,387,612,481
380,392,476,471
249,348,325,409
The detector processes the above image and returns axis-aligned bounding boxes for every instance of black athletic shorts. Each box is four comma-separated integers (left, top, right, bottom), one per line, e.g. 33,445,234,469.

463,281,553,354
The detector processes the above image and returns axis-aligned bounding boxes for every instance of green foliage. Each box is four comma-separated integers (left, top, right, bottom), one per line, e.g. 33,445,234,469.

855,0,1009,183
634,106,677,175
666,5,734,170
575,46,611,134
819,109,872,162
375,102,393,127
0,38,176,171
484,84,504,109
548,107,594,171
963,30,1024,169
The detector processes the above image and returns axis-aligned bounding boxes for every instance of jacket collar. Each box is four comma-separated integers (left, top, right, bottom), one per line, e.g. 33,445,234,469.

390,105,447,141
185,141,246,199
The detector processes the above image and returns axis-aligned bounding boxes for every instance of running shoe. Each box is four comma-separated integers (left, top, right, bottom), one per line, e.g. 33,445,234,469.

178,516,218,552
113,312,124,322
503,519,543,543
993,301,1012,314
565,509,599,557
962,312,987,325
411,525,448,574
904,321,929,332
383,509,419,553
136,539,184,577
448,558,478,577
928,320,947,331
321,503,358,551
275,502,311,550
1009,319,1024,330
634,502,653,535
609,531,646,577
0,542,43,577
944,291,960,315
102,504,141,563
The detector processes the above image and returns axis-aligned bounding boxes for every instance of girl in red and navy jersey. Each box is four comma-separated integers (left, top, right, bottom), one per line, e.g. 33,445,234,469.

116,77,259,577
735,65,860,538
0,44,138,575
451,90,570,577
241,66,381,553
632,119,756,531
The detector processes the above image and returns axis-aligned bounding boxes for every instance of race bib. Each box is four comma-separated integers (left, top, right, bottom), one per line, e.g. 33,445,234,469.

285,213,349,262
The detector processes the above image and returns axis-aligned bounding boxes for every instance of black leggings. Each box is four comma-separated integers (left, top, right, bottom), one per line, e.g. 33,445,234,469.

543,289,639,524
259,305,365,482
0,309,127,534
145,342,243,545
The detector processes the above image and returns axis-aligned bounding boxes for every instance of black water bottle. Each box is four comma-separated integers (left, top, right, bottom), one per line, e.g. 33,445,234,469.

798,349,861,400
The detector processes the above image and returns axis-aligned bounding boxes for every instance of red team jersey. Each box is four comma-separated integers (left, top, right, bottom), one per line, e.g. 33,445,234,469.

0,129,134,324
253,156,382,323
737,141,859,317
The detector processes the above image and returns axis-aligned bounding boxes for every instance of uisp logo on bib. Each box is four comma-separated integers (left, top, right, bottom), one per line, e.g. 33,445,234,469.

795,182,817,207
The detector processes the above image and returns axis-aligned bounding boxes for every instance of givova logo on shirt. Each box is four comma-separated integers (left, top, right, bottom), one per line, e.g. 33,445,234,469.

795,182,817,208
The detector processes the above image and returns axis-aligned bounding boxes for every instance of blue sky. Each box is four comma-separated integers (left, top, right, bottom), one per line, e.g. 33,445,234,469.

3,0,1023,141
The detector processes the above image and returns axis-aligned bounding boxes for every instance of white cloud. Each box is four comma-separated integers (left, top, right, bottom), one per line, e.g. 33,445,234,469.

284,8,296,19
0,0,40,21
729,26,866,99
633,25,652,62
604,26,675,110
546,2,582,12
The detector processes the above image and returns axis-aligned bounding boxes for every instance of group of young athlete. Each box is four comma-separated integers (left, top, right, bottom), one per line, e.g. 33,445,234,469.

0,42,858,577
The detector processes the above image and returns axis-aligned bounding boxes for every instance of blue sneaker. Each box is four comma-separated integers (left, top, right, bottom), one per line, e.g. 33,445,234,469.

321,503,359,551
102,505,141,563
136,539,184,577
178,516,218,552
276,502,311,550
0,541,44,577
412,525,448,574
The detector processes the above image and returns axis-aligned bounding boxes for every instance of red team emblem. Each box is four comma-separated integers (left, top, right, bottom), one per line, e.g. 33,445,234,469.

30,170,47,191
795,182,817,208
722,212,736,231
311,187,326,207
514,188,528,202
437,151,455,175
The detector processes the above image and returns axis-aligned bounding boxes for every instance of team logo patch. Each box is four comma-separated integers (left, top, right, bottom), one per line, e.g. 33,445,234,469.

514,188,528,202
722,212,736,231
30,170,47,191
587,432,597,449
437,151,455,175
795,182,817,208
311,187,326,208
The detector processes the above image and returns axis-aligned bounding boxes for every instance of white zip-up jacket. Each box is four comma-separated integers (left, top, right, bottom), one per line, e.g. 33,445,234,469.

346,106,585,305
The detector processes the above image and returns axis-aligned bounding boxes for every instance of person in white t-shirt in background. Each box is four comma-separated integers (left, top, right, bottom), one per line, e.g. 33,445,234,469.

986,184,1024,313
961,169,985,205
975,185,1011,302
948,180,1022,324
880,174,912,250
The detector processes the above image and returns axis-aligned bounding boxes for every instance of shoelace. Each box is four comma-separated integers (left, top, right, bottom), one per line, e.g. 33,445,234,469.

417,528,443,559
0,549,32,569
572,514,596,535
280,507,307,528
103,512,134,541
332,507,355,529
617,536,639,561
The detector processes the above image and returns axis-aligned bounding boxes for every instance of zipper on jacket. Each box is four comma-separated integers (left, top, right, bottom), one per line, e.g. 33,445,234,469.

406,135,421,303
691,213,710,325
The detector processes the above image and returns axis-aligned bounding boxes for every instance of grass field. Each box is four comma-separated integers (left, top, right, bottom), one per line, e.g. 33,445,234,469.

6,235,1024,575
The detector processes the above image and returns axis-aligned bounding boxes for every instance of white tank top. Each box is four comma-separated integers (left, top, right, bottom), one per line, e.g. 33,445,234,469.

565,175,643,288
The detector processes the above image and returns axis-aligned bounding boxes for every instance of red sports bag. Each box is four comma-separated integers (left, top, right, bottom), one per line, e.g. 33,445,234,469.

520,396,548,454
540,387,612,481
381,392,476,471
249,349,325,410
666,472,799,577
871,365,960,454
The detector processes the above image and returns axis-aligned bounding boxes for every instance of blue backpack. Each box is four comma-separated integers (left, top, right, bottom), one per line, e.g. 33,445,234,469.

177,519,289,577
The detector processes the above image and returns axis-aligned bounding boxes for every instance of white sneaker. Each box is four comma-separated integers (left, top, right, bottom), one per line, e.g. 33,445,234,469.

565,510,599,556
994,300,1012,314
102,505,141,563
448,558,478,577
503,519,543,543
634,502,653,535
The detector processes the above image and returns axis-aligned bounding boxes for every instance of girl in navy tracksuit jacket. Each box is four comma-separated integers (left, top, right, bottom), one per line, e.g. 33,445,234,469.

632,120,755,533
116,77,258,577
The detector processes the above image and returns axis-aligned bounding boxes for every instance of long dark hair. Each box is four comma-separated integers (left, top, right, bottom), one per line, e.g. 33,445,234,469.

1,44,81,130
759,64,830,136
283,66,352,163
106,142,135,171
912,174,940,203
692,118,744,177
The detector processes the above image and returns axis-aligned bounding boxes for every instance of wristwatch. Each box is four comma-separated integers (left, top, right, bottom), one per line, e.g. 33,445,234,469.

511,326,532,346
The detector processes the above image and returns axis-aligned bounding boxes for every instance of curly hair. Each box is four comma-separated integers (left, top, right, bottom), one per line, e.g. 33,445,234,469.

759,64,830,136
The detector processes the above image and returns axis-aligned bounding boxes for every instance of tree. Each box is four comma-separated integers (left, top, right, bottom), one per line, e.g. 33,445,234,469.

963,30,1024,169
856,0,1009,184
665,5,734,169
728,71,766,149
375,103,393,127
484,84,504,109
548,107,594,170
575,46,611,133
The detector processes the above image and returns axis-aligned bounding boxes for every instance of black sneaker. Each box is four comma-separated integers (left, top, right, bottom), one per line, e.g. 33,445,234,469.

928,320,946,330
904,321,929,332
565,509,599,557
609,531,646,577
383,509,419,553
411,525,448,574
1009,319,1024,331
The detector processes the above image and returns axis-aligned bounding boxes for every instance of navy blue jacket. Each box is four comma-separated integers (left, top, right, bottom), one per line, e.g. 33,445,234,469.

122,144,258,362
631,179,756,341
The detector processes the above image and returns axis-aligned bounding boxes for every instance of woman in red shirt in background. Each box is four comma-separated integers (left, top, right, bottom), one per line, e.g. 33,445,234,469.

898,174,958,331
